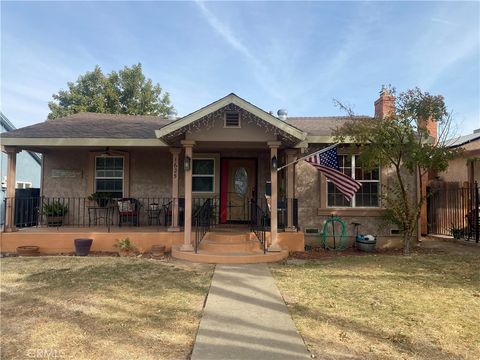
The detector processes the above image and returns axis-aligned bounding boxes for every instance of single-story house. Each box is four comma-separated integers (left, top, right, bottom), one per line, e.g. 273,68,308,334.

0,91,411,262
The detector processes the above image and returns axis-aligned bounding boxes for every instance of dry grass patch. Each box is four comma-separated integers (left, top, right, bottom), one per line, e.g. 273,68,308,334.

1,257,214,360
271,251,480,360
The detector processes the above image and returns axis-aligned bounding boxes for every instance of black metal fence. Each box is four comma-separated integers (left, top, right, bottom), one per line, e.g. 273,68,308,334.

427,182,479,242
3,196,220,232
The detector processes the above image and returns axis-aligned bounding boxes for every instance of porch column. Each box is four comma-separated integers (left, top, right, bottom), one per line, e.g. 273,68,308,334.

285,149,298,232
180,140,195,251
168,148,181,232
4,147,19,232
268,141,282,252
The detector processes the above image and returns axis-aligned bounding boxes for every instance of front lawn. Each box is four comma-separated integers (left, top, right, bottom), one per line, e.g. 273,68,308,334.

1,257,214,360
271,250,480,360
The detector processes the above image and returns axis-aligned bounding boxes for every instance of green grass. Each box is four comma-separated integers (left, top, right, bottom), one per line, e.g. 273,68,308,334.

1,257,214,360
271,252,480,360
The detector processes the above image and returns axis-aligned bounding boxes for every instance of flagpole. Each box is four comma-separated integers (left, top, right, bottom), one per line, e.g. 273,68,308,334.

276,143,339,171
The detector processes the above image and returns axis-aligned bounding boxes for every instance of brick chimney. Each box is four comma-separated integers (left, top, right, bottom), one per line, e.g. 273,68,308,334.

418,117,438,140
374,86,395,118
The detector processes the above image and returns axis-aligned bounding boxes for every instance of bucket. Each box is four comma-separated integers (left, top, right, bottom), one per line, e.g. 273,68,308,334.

356,235,376,252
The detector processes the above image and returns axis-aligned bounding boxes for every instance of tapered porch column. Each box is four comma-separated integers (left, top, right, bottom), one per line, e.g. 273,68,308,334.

180,140,195,251
285,149,298,232
168,148,181,232
268,141,282,252
4,147,19,232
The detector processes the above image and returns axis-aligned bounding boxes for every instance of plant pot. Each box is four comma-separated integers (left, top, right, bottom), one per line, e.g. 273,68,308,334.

151,245,166,257
47,216,63,227
17,246,40,256
74,238,93,256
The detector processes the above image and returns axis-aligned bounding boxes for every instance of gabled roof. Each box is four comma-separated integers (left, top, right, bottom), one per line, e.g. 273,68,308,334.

1,95,368,148
155,93,307,144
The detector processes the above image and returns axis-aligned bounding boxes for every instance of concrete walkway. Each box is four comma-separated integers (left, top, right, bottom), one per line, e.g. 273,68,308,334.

191,264,310,360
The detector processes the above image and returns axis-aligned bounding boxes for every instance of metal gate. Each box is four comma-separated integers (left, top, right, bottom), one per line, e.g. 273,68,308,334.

427,182,479,242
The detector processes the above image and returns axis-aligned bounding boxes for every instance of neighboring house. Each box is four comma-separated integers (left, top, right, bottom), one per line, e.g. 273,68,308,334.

0,112,41,226
440,129,480,185
0,91,415,260
421,129,480,238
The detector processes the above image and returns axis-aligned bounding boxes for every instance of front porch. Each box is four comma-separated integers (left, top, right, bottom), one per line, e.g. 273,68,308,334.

1,94,308,262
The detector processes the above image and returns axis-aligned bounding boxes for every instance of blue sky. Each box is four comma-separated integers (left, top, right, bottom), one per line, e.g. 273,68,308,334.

1,1,479,136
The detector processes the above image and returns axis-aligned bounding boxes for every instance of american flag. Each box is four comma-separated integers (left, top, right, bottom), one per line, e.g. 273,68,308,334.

305,146,362,201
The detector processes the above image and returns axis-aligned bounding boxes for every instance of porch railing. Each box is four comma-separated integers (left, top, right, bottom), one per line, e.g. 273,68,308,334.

193,198,214,253
251,196,299,231
250,199,268,253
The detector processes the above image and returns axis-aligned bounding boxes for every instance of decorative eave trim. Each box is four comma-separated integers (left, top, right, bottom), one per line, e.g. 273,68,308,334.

0,138,168,147
155,93,307,142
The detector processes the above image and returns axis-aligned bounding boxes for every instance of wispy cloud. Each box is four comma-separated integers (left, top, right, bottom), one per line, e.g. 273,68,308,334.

195,0,260,66
194,1,287,101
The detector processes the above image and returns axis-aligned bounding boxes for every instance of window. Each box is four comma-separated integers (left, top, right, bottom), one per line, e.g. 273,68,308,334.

192,159,214,192
327,155,379,207
224,112,240,127
95,156,123,198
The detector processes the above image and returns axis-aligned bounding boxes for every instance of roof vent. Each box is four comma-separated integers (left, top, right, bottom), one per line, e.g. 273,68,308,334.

277,109,288,121
168,108,177,121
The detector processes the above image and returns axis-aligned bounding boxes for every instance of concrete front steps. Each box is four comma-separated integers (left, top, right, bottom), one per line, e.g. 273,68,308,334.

171,231,289,264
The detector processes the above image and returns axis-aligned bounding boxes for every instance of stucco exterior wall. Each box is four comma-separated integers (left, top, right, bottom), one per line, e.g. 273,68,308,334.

130,149,173,198
439,157,469,184
43,150,89,197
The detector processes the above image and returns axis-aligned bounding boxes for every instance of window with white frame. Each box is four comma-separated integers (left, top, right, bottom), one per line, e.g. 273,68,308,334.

95,156,123,198
327,155,380,207
192,159,215,192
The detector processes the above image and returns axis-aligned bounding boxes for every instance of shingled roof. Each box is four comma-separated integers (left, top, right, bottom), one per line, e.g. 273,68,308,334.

286,116,370,136
1,112,370,139
1,112,169,139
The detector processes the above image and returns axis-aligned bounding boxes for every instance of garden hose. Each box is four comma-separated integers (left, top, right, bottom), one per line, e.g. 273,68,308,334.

322,215,349,250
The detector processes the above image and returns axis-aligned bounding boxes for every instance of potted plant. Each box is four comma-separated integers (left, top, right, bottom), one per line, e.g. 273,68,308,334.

88,192,114,207
42,201,68,226
114,237,137,257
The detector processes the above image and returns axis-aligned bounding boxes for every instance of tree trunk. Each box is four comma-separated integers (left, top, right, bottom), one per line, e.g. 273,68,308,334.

403,231,410,256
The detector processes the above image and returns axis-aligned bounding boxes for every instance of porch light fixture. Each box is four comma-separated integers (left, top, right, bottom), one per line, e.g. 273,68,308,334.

271,155,278,171
184,156,191,171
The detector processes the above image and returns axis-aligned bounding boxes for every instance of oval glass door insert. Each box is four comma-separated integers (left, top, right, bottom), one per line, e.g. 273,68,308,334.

234,167,248,196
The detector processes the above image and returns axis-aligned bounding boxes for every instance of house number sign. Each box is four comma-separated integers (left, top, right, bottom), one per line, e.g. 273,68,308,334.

173,157,178,179
52,169,82,178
